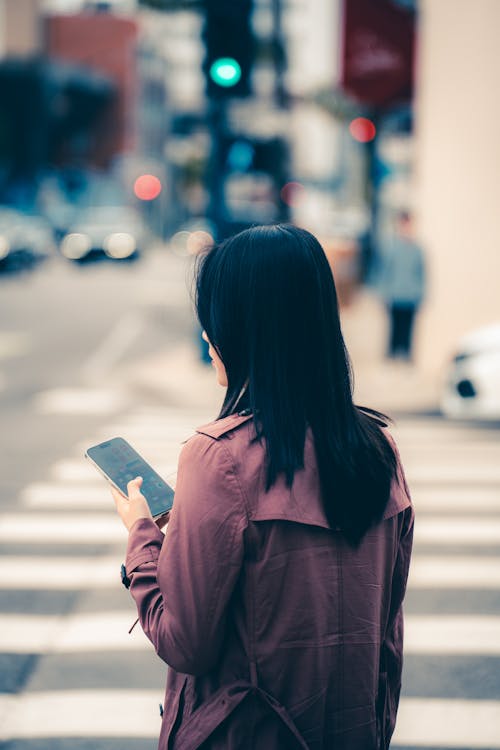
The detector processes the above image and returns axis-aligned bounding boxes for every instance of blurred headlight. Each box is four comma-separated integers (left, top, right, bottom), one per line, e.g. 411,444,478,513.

0,235,10,260
103,233,136,259
61,233,91,260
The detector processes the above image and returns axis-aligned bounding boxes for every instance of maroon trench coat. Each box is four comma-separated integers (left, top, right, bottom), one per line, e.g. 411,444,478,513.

125,413,414,749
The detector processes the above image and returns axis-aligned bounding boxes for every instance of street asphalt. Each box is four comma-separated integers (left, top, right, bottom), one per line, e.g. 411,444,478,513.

1,247,499,749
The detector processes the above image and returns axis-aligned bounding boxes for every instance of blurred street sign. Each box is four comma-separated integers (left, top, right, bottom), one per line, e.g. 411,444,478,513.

341,0,415,108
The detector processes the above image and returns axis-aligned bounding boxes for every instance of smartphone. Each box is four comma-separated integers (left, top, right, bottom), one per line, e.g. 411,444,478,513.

85,437,174,520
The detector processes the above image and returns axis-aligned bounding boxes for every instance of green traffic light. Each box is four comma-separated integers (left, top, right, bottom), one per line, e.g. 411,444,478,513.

209,57,242,87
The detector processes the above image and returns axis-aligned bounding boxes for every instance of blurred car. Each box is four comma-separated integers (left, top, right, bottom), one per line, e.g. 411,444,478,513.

60,206,147,261
59,176,148,262
0,208,56,269
441,323,500,419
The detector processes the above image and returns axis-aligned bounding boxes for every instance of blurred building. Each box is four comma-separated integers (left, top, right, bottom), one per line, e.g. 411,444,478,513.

46,11,138,166
414,0,500,376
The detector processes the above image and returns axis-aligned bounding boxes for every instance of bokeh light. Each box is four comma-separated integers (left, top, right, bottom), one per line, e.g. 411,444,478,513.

280,181,306,207
134,174,162,201
349,117,376,143
187,230,214,255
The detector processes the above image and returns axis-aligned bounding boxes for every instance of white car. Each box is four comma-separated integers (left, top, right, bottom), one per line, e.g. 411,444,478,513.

0,208,55,267
441,323,500,419
60,206,146,261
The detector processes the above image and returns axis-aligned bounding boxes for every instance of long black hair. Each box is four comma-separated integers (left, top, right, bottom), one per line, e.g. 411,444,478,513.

195,224,397,546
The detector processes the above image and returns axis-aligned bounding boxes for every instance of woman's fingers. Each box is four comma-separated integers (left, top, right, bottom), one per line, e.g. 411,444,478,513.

110,484,127,507
111,476,152,531
127,476,144,499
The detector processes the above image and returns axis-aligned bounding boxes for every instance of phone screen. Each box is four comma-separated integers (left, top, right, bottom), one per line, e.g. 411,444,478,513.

86,437,174,519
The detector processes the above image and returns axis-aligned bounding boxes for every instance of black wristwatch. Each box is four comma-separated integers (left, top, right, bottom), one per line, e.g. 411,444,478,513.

120,563,131,589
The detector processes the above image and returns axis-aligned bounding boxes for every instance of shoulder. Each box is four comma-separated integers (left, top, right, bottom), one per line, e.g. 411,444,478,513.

179,411,253,470
381,427,413,519
194,411,253,440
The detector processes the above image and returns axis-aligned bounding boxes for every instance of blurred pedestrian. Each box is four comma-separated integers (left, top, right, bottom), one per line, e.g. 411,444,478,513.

378,211,426,360
112,224,414,749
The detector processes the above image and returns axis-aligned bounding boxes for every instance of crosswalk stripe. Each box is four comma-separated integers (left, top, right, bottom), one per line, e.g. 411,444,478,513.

393,423,499,442
405,464,500,482
4,511,500,546
404,615,500,654
21,484,112,508
0,514,126,543
75,440,182,463
2,612,499,656
1,553,498,590
20,481,500,512
409,556,500,588
49,460,102,482
0,612,149,653
21,479,176,509
0,557,122,589
0,692,499,744
0,690,161,740
33,388,129,416
96,423,194,440
415,517,500,544
392,697,500,747
411,486,500,512
49,460,178,483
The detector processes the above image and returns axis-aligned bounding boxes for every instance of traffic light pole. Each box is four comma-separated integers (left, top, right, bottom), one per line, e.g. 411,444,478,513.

206,97,228,241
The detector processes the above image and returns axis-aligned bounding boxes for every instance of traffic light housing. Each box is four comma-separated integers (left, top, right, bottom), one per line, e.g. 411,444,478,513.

202,0,255,98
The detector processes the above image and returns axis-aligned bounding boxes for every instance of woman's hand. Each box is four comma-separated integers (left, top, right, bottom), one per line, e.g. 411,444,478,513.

111,477,153,532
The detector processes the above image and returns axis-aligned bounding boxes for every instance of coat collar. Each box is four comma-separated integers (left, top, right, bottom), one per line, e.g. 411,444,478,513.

195,412,253,440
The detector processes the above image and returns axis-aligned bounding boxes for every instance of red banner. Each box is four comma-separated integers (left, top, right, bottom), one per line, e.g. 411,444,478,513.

341,0,415,108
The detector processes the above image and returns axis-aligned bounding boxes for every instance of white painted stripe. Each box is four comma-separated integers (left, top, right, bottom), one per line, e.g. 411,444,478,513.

22,478,176,509
0,513,126,543
75,439,182,462
0,690,161,740
0,557,123,589
4,510,500,546
416,517,500,544
127,409,215,422
33,388,128,416
21,484,111,509
393,697,500,747
82,312,146,381
0,693,498,744
0,331,31,359
405,615,500,654
49,458,177,484
409,556,500,589
406,464,500,482
1,553,498,590
394,423,498,441
0,612,149,653
21,482,176,512
2,612,499,657
101,423,196,438
50,460,101,482
412,486,500,512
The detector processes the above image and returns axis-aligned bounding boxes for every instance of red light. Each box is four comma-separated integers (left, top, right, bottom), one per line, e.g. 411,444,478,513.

349,118,376,143
280,181,306,207
134,174,162,201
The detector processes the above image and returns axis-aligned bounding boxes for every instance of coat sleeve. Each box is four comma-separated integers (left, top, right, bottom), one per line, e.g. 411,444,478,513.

381,502,415,748
125,432,248,676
